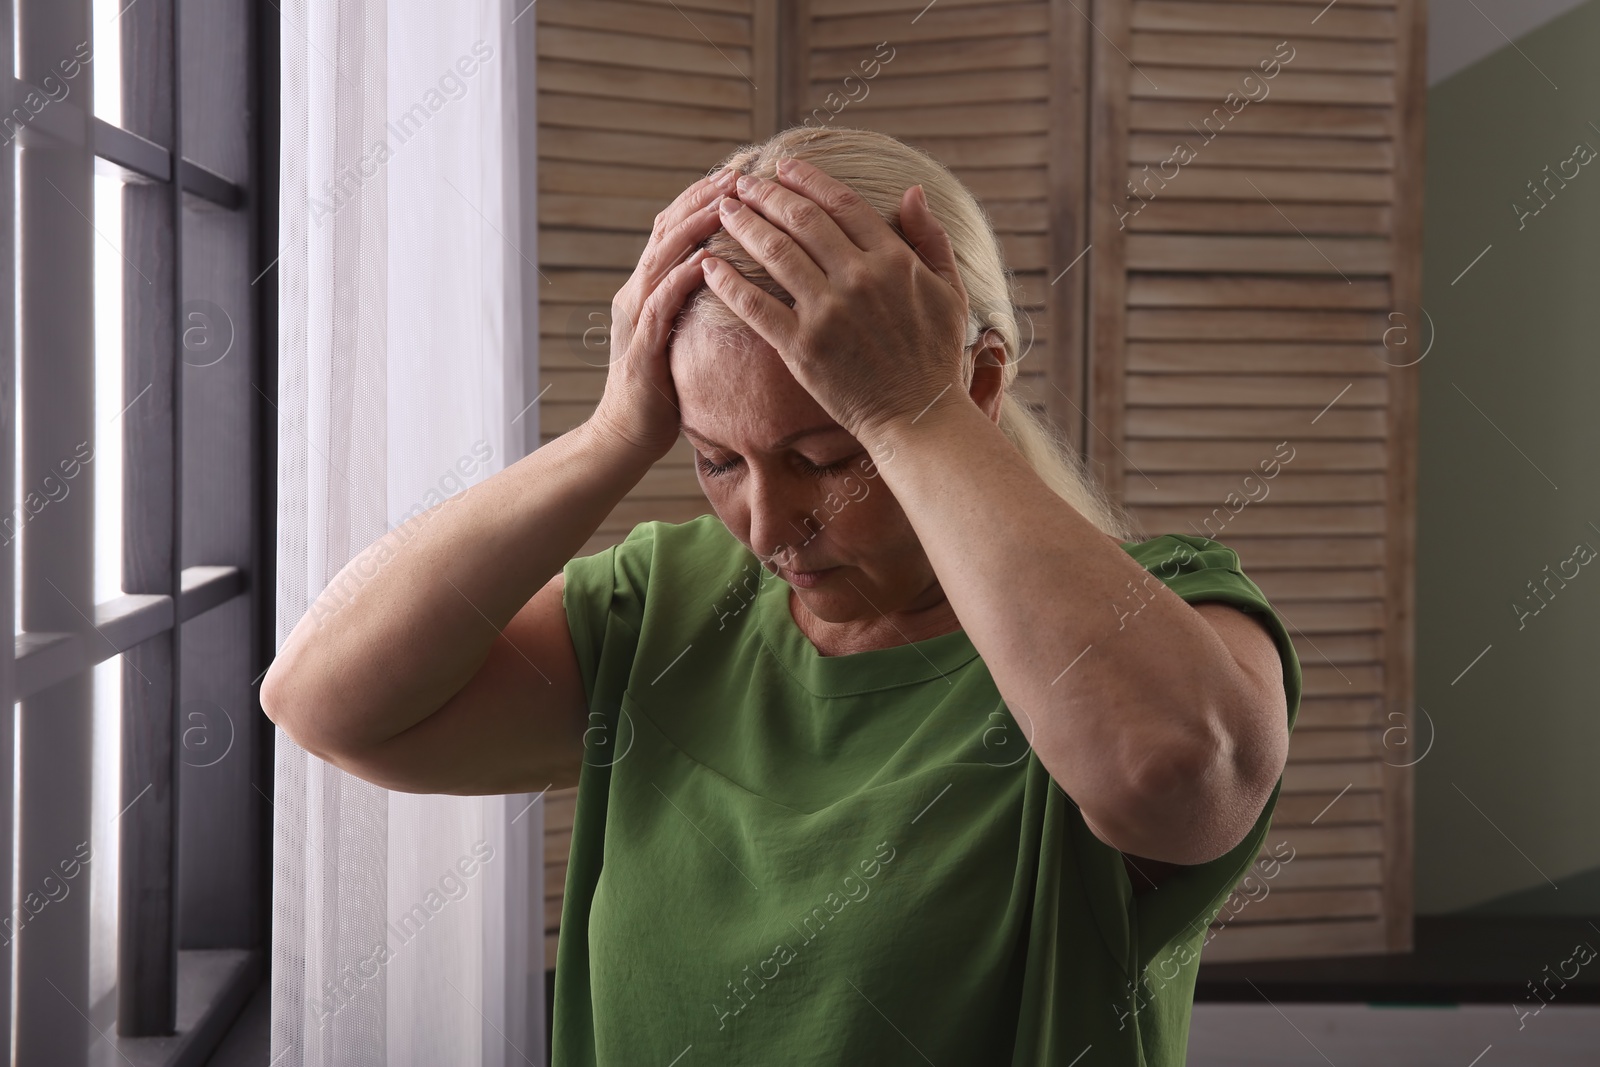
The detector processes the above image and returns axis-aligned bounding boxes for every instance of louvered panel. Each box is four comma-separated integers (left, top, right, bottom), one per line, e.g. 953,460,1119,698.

1132,33,1395,72
1128,68,1394,106
813,35,1049,79
540,268,633,304
1285,729,1383,763
1132,2,1396,39
809,3,1048,48
1139,534,1388,568
1128,276,1392,309
1125,371,1387,404
809,0,1038,14
1132,68,1395,107
838,101,1052,137
1126,166,1395,201
538,127,734,169
1126,441,1388,473
1271,822,1385,855
1275,788,1382,824
541,160,722,201
1128,503,1387,536
1255,854,1385,888
631,0,747,13
958,167,1050,204
541,402,598,437
1131,99,1393,137
1252,567,1388,600
1123,407,1387,437
807,68,1049,110
1124,234,1394,274
1093,0,1420,959
1283,631,1381,667
538,25,754,77
984,199,1053,231
1284,761,1386,793
540,0,751,43
540,193,668,233
1294,699,1388,733
1257,599,1386,633
1129,132,1394,171
1122,470,1387,505
887,133,1049,168
541,227,679,270
539,91,753,140
1128,342,1389,374
1127,200,1393,235
540,59,753,112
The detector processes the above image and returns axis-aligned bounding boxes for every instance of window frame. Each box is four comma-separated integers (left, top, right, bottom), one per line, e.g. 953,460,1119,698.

2,0,277,1061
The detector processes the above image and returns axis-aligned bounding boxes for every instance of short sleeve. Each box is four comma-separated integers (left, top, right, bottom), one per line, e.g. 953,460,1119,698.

561,522,658,712
1116,533,1303,971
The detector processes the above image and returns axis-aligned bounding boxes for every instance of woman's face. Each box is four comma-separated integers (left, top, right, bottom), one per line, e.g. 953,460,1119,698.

671,315,948,626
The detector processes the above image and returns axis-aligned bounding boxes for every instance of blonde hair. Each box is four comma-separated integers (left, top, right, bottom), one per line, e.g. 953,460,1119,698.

677,125,1144,543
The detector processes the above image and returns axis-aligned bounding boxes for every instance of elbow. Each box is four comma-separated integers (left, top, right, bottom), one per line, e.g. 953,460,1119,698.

1110,719,1240,865
260,660,288,728
260,647,311,732
260,653,334,760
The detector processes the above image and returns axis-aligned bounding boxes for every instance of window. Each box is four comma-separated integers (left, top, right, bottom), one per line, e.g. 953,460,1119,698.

3,0,274,1060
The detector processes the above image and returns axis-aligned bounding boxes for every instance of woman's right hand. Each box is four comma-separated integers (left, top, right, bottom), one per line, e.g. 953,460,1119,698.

589,167,738,458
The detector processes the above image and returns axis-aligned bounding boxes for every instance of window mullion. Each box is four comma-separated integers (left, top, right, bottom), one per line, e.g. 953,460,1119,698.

117,0,181,1038
13,0,98,1061
0,0,16,1060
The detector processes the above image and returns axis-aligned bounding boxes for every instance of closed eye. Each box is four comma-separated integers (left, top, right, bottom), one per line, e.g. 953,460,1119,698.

695,454,859,479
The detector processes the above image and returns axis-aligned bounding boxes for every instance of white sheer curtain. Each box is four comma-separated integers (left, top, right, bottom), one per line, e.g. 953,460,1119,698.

270,2,544,1064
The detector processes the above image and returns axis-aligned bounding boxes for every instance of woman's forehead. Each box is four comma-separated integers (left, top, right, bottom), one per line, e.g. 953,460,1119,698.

674,321,791,395
672,326,843,449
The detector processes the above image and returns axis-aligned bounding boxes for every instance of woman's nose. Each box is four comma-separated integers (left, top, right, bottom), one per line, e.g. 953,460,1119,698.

746,474,808,567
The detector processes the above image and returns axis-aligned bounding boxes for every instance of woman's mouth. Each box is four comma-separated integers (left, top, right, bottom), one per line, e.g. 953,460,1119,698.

778,565,839,589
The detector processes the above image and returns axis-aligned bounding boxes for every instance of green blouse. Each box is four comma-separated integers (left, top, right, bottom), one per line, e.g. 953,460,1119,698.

554,515,1301,1066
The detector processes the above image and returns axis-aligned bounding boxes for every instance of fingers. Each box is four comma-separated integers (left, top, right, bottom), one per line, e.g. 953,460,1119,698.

617,169,738,321
900,184,966,301
725,172,859,279
652,167,735,242
771,156,893,252
634,248,711,360
714,194,829,305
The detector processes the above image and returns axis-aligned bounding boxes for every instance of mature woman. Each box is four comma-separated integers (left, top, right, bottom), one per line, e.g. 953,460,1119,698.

263,126,1301,1066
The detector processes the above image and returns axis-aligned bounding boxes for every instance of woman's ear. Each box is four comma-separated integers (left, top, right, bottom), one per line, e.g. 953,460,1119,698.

968,330,1007,423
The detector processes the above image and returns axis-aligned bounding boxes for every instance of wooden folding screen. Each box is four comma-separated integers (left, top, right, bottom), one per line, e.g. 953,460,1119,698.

535,0,1423,968
1084,0,1423,961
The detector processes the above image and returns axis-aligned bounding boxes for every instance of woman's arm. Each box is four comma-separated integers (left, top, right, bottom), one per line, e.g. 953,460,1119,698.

261,415,657,759
263,166,738,769
863,400,1290,867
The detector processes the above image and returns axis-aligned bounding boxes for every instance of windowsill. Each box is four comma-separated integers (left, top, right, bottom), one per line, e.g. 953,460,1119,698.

1196,916,1600,1004
84,949,262,1067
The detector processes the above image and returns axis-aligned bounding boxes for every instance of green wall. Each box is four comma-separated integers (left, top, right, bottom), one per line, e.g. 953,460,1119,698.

1417,0,1600,914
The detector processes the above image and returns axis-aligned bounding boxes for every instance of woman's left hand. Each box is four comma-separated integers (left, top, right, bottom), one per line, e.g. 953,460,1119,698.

701,157,973,443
